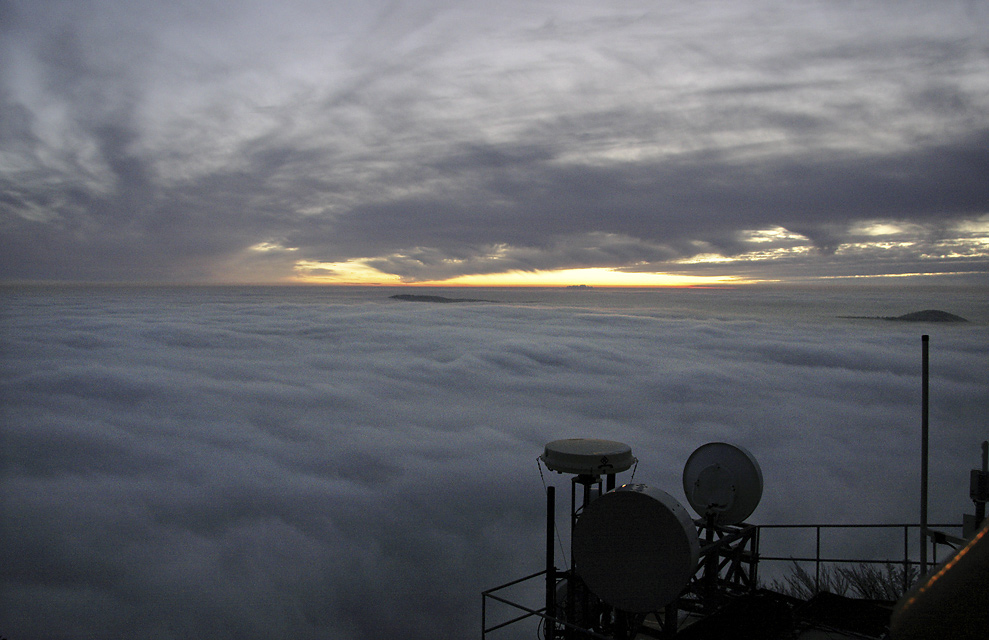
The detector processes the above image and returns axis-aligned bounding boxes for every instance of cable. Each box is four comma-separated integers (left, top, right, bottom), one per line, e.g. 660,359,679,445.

537,456,570,571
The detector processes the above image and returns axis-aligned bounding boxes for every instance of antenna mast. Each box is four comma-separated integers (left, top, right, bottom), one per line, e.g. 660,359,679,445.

920,335,929,575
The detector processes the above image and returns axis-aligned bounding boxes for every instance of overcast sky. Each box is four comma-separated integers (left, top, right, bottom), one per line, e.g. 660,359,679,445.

2,0,988,285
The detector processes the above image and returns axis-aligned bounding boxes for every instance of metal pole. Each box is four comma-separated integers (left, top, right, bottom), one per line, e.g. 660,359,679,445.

920,335,929,576
815,527,821,593
664,605,678,638
903,526,910,593
977,441,988,528
570,476,577,570
546,486,556,640
751,526,760,587
568,477,577,640
704,513,717,605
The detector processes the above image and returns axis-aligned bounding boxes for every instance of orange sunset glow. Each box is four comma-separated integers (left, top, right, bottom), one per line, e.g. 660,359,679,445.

289,261,750,287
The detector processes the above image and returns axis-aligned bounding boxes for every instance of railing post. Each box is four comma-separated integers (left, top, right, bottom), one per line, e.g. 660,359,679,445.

815,526,821,593
752,526,760,587
903,525,910,593
977,441,989,528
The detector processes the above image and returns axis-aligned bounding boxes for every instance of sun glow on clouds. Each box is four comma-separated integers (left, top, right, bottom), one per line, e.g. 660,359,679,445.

251,242,298,253
849,221,924,237
284,216,989,286
742,227,809,243
682,221,989,273
838,218,989,261
291,261,744,287
425,268,744,287
273,218,989,287
292,260,405,285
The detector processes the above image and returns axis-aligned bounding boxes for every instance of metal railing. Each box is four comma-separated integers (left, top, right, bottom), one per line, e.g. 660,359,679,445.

482,569,612,640
755,522,963,595
482,522,965,639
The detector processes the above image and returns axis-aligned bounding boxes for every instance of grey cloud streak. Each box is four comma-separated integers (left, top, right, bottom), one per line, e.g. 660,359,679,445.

1,0,988,283
297,134,989,278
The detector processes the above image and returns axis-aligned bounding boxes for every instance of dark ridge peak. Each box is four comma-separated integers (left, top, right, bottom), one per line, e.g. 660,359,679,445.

890,310,967,322
840,309,969,322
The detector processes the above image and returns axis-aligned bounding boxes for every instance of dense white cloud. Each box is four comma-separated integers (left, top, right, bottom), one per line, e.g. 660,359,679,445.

1,0,987,283
1,286,986,638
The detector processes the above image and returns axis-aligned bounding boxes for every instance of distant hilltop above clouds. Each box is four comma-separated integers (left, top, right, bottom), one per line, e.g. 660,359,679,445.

842,309,968,322
889,309,968,322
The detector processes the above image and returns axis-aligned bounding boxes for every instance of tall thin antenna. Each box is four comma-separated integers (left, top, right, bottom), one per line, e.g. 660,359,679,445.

545,486,555,640
920,334,929,575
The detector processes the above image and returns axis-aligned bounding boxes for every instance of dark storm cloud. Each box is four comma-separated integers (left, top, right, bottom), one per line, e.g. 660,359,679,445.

298,132,989,279
1,0,987,282
2,288,987,638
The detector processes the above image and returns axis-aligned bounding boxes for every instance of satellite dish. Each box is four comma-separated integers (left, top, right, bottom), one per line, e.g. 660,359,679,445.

682,442,763,525
540,439,636,476
573,484,699,613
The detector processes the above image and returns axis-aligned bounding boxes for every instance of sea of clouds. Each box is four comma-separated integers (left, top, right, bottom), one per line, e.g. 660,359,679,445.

1,286,986,639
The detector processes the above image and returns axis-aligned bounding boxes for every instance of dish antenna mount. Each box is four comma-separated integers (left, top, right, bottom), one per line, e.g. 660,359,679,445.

533,440,764,640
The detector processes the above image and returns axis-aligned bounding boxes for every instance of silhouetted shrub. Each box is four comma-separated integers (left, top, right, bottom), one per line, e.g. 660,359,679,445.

769,561,917,601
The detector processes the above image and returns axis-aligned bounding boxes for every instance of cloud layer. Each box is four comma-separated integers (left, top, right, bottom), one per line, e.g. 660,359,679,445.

1,285,986,638
1,0,988,283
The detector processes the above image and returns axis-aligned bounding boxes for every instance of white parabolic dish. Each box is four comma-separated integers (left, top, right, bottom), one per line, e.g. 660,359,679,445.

682,442,763,525
573,484,700,613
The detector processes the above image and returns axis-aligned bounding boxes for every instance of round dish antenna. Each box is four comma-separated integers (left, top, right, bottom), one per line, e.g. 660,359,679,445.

573,484,699,613
682,442,763,525
540,439,636,477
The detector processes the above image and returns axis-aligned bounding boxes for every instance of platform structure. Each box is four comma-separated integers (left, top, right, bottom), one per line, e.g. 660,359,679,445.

482,439,988,640
516,440,767,639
